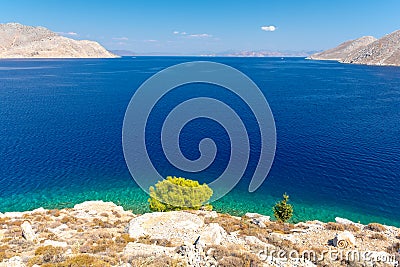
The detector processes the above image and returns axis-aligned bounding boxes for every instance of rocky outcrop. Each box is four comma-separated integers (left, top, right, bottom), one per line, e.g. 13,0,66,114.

308,36,377,61
341,30,400,66
0,201,399,267
0,23,118,58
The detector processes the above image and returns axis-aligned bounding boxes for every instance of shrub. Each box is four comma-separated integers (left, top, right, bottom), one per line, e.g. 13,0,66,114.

325,222,345,231
273,193,293,223
344,224,360,232
148,176,213,211
367,223,386,232
370,233,388,241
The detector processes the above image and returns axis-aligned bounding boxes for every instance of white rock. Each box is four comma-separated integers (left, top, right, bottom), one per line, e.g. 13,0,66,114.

31,207,46,213
245,212,270,228
88,210,97,216
204,211,218,219
21,221,36,242
333,231,356,249
3,212,23,218
1,256,26,267
199,223,227,245
335,217,354,224
74,200,123,213
123,242,175,257
126,211,204,245
43,240,68,248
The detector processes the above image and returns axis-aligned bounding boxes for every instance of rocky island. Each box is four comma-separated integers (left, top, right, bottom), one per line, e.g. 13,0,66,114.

309,30,400,66
0,201,399,267
0,23,118,58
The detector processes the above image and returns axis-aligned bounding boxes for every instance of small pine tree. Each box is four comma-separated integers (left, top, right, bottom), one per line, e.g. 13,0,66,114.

148,176,213,212
273,193,293,223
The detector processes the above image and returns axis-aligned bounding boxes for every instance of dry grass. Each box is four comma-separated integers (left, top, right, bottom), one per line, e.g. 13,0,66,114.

205,213,293,238
369,233,388,241
387,242,400,254
325,222,345,231
367,223,387,232
206,244,262,267
128,255,186,267
47,209,61,217
344,224,361,232
35,254,112,267
28,245,65,266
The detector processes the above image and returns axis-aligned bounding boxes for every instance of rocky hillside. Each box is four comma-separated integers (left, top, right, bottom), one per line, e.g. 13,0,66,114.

0,23,118,58
308,36,377,61
342,30,400,66
0,201,399,267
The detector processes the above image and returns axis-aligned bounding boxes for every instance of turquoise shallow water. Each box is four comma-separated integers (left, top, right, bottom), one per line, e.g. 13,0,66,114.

0,57,399,227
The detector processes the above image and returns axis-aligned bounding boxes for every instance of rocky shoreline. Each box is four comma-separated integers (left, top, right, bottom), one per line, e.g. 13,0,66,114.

0,201,399,267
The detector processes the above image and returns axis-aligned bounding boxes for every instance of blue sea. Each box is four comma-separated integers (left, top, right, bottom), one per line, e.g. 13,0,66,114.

0,57,399,226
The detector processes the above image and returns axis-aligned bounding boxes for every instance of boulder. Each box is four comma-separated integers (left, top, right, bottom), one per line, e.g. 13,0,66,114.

123,242,175,257
199,223,227,246
73,200,124,213
332,231,356,249
245,212,270,228
126,211,204,245
0,256,26,267
21,221,36,242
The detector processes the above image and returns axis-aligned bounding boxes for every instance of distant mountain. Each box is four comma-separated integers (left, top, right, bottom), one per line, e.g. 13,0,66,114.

342,30,400,66
0,23,118,58
308,36,377,61
211,50,317,57
110,50,136,56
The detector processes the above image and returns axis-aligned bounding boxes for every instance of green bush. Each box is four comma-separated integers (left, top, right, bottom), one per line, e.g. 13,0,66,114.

273,193,293,223
148,176,213,212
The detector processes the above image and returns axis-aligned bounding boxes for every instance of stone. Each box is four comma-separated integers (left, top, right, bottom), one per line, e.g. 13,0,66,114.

123,242,175,257
21,221,36,242
335,217,358,225
43,240,68,248
332,231,356,249
74,200,123,213
199,223,227,245
31,207,46,213
1,256,26,267
245,212,270,228
126,211,204,245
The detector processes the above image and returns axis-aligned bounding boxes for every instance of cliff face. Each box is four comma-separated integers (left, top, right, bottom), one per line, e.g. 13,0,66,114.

0,23,118,58
308,36,377,61
341,30,400,66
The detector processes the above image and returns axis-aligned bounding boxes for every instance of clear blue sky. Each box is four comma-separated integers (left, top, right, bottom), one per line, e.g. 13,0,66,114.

1,0,400,54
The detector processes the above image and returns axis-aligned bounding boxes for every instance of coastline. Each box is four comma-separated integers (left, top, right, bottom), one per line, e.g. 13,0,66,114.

2,184,400,228
0,200,399,267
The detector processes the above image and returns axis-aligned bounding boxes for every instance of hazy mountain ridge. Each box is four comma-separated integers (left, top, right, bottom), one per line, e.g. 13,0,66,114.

0,23,118,58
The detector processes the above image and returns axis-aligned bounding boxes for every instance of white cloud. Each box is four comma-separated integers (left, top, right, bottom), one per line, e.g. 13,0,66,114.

57,31,78,36
181,32,187,35
143,39,158,43
188,33,212,38
173,31,180,34
261,25,276,32
112,37,129,41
